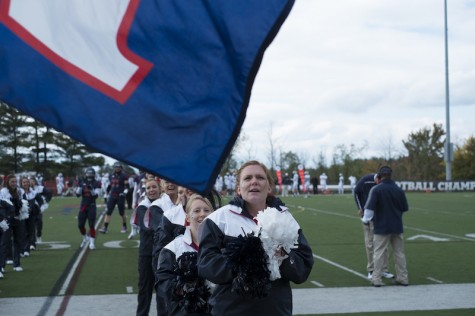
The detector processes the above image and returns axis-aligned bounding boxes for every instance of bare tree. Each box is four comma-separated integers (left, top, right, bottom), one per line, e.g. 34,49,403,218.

377,134,399,162
239,132,255,162
266,122,280,170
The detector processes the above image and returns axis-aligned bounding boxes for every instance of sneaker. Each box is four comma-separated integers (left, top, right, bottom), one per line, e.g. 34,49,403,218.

30,245,36,250
89,238,96,250
372,281,384,287
6,260,13,265
128,225,139,239
36,237,43,244
13,266,23,272
382,271,395,279
99,227,108,234
22,251,30,257
80,235,89,248
0,271,4,278
367,272,373,280
120,226,127,233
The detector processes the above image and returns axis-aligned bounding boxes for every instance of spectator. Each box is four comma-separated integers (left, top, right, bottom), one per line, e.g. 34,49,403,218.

304,171,311,198
348,175,357,194
319,173,328,193
354,174,394,280
56,173,64,196
292,170,299,196
338,173,344,194
363,166,409,287
310,176,318,195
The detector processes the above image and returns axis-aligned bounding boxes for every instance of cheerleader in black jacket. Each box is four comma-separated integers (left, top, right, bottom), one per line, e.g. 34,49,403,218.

0,175,28,272
156,194,215,315
0,198,12,278
20,177,42,254
136,177,163,316
197,161,314,316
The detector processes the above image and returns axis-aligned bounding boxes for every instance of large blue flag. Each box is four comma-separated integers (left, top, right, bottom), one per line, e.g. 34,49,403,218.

0,0,294,194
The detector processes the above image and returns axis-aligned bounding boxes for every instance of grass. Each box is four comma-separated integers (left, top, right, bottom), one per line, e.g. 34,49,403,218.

1,192,474,315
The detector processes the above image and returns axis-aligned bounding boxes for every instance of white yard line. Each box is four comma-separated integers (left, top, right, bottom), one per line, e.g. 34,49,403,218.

310,280,324,287
313,253,368,280
291,204,475,242
427,277,444,284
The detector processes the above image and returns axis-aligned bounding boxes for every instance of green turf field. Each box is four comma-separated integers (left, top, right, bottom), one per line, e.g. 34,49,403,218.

1,192,474,315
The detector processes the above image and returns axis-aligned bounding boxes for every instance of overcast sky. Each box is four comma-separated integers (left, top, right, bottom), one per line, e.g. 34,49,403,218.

237,0,475,167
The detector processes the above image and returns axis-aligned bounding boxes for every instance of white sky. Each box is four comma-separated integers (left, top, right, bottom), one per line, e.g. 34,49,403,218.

238,0,475,167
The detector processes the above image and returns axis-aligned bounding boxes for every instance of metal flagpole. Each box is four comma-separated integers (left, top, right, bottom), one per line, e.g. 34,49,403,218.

444,0,452,181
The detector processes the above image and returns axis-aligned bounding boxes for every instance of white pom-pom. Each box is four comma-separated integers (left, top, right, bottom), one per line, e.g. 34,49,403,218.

256,207,299,280
19,200,30,220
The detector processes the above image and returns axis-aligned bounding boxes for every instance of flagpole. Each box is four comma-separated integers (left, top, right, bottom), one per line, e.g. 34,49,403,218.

444,0,452,181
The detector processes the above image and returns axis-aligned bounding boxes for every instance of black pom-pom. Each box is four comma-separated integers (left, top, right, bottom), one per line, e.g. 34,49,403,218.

172,252,212,313
223,230,271,298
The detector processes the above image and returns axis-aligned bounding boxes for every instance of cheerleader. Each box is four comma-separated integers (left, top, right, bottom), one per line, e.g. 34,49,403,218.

197,161,314,316
135,177,163,316
20,177,42,254
156,194,215,315
0,175,28,272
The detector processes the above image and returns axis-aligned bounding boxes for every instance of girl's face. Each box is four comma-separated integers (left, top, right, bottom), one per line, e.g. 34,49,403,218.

237,164,271,209
8,177,17,189
160,180,177,196
186,199,212,231
145,180,160,201
21,178,30,190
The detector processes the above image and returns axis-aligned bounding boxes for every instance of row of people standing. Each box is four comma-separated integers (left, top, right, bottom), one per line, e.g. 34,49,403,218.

213,172,236,197
0,175,52,278
134,160,314,315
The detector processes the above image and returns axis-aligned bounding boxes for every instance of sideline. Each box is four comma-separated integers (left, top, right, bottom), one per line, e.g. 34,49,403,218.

1,284,474,315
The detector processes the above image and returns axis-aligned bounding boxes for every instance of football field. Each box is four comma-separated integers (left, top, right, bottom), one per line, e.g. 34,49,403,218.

0,192,474,315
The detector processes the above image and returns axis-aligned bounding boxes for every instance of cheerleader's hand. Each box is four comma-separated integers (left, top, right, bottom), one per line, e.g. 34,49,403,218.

275,247,289,264
0,219,9,232
40,202,49,213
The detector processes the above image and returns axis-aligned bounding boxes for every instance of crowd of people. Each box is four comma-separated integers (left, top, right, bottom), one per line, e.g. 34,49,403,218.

1,160,410,314
127,160,314,315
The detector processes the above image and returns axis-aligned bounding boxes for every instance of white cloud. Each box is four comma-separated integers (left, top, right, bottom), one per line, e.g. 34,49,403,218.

238,0,475,166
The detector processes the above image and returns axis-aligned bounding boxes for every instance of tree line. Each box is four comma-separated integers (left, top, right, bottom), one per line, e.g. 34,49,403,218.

0,101,105,180
1,101,474,185
226,124,475,184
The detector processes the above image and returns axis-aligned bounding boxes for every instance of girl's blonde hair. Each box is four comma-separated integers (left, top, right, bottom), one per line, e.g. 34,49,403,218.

185,194,214,214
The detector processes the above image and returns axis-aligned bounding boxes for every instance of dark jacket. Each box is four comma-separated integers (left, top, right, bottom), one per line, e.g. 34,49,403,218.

197,196,314,316
365,179,409,234
353,174,377,211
